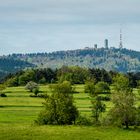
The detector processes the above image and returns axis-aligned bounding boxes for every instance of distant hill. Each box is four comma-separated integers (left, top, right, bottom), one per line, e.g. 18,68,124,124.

0,57,35,80
4,47,140,73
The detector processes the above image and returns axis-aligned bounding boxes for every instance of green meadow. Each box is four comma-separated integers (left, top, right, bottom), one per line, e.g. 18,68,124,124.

0,85,140,140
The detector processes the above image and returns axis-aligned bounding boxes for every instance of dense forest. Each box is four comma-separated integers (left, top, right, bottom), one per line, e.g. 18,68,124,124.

4,47,140,73
0,57,35,80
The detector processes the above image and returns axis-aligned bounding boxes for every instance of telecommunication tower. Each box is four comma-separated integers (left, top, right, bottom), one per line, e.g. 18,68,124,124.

119,29,123,49
104,39,108,49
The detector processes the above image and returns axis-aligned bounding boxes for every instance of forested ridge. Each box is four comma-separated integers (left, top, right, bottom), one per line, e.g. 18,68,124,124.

0,57,35,80
1,47,140,81
6,47,140,73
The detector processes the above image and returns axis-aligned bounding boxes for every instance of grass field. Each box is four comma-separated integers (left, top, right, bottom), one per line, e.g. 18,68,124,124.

0,85,140,140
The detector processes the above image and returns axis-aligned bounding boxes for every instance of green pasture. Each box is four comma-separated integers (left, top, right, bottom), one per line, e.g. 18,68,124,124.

0,85,140,140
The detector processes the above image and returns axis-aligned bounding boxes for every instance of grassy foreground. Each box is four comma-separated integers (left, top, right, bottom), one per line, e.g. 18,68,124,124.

0,85,140,140
0,124,140,140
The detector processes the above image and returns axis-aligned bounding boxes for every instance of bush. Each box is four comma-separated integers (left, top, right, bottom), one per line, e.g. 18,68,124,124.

75,115,92,126
0,84,6,91
33,88,39,95
6,77,19,87
95,82,110,94
84,81,110,97
29,93,37,97
84,82,95,95
25,81,39,92
39,78,46,84
30,93,48,98
53,81,74,94
97,96,110,101
37,93,48,98
0,93,7,97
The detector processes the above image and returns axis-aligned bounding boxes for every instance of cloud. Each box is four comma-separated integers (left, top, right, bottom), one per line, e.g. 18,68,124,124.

0,0,140,54
0,0,139,24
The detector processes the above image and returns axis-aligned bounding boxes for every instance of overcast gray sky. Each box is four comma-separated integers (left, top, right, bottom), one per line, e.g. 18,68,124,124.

0,0,140,55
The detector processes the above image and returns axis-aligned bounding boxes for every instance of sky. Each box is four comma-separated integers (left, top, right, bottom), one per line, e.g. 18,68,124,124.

0,0,140,55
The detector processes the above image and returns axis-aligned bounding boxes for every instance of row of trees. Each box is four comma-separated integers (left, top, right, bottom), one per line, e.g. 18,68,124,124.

35,74,140,129
5,68,56,86
4,66,140,88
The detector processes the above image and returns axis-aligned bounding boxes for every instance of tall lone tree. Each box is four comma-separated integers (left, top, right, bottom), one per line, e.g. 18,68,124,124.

109,74,137,129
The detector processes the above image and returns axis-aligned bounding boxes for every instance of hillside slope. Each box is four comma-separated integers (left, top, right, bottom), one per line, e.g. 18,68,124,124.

0,57,35,79
6,47,140,73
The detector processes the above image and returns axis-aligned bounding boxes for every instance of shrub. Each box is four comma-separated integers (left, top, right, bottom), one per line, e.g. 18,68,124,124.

0,84,7,97
33,88,39,95
30,93,48,98
37,93,48,98
97,96,110,101
50,81,75,94
39,78,46,84
0,84,6,91
85,81,110,97
75,115,92,126
95,82,110,94
25,81,39,92
0,93,7,97
6,77,19,87
84,82,95,95
29,93,37,97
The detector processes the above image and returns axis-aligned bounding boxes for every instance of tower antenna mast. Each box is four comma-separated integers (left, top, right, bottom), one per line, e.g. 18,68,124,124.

119,29,123,49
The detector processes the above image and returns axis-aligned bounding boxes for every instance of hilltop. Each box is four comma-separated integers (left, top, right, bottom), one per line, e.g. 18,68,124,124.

5,47,140,73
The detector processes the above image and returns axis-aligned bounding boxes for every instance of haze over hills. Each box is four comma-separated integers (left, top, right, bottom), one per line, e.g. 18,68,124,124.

2,47,140,74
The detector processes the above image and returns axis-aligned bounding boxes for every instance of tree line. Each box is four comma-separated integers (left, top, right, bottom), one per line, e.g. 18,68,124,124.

2,66,140,88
